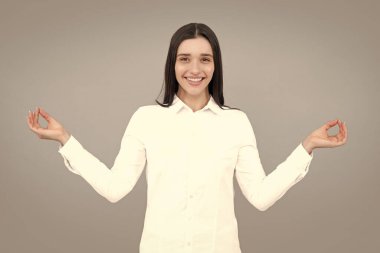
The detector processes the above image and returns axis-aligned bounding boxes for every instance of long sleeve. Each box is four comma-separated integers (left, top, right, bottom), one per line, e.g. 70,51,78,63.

58,108,147,203
235,113,313,211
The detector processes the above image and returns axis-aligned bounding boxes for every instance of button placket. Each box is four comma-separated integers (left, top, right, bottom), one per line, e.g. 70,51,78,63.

184,111,201,252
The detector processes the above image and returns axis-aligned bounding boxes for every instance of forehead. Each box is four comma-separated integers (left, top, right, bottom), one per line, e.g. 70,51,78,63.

177,37,213,55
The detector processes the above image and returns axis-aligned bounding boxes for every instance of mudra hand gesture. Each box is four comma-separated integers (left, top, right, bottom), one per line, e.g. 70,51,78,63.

302,119,348,154
27,107,71,145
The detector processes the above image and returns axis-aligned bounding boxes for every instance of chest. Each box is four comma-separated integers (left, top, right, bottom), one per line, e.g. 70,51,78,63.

144,114,240,169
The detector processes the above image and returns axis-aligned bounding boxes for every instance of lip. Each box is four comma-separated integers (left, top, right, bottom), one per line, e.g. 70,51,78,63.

185,77,204,86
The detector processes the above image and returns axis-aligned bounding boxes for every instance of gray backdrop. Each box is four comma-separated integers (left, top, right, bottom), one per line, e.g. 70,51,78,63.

1,0,379,252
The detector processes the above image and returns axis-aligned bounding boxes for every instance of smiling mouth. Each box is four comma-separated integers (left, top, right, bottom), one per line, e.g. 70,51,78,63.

186,77,205,82
185,77,205,86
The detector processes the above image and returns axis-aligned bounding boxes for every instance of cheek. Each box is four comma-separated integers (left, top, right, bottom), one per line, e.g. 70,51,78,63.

207,65,215,77
175,64,184,77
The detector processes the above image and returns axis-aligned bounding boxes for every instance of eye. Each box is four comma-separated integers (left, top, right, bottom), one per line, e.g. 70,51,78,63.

179,57,189,62
202,58,211,62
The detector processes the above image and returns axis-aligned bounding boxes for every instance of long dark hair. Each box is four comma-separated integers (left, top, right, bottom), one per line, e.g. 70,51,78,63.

155,23,240,111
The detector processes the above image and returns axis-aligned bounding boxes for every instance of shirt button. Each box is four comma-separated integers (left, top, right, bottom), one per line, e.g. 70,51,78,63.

189,194,193,199
187,242,191,246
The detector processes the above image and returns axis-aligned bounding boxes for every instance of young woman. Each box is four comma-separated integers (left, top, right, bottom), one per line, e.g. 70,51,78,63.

27,23,348,253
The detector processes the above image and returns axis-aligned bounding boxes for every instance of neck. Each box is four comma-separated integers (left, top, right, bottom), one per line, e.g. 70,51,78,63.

176,91,210,112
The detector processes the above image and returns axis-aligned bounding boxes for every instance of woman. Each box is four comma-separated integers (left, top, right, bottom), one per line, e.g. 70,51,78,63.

27,23,347,253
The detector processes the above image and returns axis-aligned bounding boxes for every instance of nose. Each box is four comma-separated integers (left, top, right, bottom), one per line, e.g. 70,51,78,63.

190,60,201,74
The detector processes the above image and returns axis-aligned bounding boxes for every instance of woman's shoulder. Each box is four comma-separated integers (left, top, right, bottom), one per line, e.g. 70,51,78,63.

126,105,164,133
131,104,170,121
220,106,248,118
136,104,166,114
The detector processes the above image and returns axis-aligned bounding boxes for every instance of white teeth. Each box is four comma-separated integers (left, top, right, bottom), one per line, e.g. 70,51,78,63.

187,77,203,81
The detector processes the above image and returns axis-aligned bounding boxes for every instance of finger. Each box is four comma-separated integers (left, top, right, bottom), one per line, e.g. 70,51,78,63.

325,121,347,147
36,107,40,124
32,110,37,124
28,116,40,134
325,119,338,129
31,111,35,126
337,120,345,138
336,122,348,145
28,111,34,128
39,107,51,123
27,111,33,128
342,122,348,142
338,120,346,139
32,109,40,129
32,110,36,128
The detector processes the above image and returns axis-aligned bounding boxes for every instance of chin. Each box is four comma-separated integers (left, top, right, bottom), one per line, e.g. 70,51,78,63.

187,88,209,97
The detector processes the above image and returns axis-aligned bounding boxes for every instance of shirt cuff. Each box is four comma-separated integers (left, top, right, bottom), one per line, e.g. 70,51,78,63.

299,142,314,159
58,135,81,175
293,142,313,164
58,134,87,157
287,143,314,180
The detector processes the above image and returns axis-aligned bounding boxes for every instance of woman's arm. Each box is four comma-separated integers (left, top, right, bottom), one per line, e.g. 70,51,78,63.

58,131,146,203
235,137,313,212
235,114,347,212
27,107,147,203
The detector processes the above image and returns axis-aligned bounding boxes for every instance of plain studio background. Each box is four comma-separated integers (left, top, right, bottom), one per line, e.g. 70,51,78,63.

1,0,378,252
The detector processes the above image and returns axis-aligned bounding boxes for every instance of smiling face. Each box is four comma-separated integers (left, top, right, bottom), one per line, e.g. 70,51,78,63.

175,36,215,99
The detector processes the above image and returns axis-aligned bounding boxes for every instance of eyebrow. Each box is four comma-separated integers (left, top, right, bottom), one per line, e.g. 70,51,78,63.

177,53,213,57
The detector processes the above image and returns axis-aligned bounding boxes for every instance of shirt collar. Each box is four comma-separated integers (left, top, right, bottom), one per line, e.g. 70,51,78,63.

170,94,223,115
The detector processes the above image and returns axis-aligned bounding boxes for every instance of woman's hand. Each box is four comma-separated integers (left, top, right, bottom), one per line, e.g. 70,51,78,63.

27,107,71,145
302,119,348,154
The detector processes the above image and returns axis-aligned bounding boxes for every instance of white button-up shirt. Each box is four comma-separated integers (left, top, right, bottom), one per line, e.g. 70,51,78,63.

58,94,313,253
